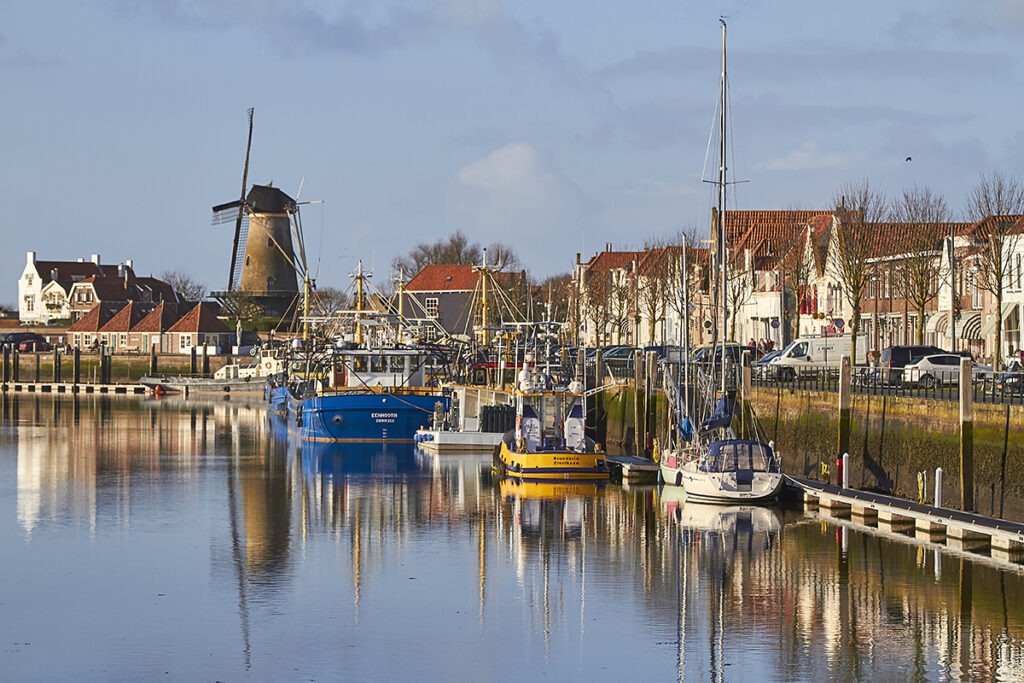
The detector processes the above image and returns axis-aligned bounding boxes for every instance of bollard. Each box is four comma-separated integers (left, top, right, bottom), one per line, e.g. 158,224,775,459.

842,452,850,489
935,467,943,508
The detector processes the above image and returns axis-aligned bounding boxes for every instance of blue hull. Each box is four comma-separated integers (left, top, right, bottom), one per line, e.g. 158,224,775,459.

265,384,288,415
288,391,449,442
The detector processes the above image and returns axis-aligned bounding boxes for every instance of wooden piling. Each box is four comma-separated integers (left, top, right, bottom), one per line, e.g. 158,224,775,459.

837,355,851,463
960,357,974,512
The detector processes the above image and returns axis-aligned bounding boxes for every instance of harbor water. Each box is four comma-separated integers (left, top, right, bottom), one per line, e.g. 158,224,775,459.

2,393,1023,681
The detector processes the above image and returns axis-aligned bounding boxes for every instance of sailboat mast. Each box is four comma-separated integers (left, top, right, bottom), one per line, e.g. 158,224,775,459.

718,19,729,398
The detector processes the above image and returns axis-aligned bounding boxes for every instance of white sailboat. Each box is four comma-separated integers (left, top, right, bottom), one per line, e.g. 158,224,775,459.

659,20,782,504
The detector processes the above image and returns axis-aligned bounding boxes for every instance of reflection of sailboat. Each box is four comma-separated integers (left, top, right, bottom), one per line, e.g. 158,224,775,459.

659,20,782,504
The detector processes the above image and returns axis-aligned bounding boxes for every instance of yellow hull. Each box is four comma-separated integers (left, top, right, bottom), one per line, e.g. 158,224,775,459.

494,440,610,481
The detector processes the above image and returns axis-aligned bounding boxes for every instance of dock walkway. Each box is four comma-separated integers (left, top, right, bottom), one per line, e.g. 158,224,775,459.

607,455,659,483
787,475,1024,562
2,382,149,395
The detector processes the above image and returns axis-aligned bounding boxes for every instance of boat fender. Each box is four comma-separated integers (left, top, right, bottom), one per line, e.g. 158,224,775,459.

675,471,682,487
244,376,251,382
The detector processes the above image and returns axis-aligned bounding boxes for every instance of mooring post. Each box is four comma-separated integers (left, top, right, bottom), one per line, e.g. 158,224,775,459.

2,346,8,384
842,452,850,488
150,345,158,375
935,467,944,508
12,349,19,382
741,351,752,440
837,355,851,466
34,353,41,383
73,347,80,386
633,349,643,456
959,357,974,511
53,348,61,383
190,346,197,375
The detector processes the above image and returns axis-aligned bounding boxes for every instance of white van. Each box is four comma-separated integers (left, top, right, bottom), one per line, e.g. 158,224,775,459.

768,334,868,381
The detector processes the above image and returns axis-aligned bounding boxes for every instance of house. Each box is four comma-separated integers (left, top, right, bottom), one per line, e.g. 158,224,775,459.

128,302,187,354
18,251,181,324
66,303,120,350
18,252,126,324
165,302,232,354
572,247,641,347
401,264,529,343
96,302,151,352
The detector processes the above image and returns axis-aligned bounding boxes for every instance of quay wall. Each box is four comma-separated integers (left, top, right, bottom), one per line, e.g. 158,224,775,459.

596,383,1024,522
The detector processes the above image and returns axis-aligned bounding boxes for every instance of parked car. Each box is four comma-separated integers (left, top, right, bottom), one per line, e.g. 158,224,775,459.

994,372,1024,397
751,349,783,378
876,344,947,385
0,332,51,352
902,354,991,388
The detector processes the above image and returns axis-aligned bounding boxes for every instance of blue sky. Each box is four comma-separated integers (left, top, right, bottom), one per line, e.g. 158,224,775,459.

4,1,1023,303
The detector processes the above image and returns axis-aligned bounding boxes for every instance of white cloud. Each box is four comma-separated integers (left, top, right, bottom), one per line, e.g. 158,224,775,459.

451,143,587,275
759,141,862,172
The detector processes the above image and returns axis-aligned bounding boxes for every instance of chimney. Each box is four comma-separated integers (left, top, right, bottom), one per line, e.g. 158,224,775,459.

575,252,580,265
125,258,134,271
27,251,36,265
51,268,58,281
90,253,100,265
605,242,612,252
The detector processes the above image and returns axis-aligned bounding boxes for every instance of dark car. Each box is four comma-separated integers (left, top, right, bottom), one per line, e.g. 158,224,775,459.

876,344,947,385
0,332,51,352
994,372,1024,397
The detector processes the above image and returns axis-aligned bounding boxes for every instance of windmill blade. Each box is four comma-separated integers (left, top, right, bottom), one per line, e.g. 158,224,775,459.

227,108,254,291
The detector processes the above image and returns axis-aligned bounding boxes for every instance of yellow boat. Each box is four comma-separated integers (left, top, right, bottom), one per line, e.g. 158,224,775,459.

492,372,609,482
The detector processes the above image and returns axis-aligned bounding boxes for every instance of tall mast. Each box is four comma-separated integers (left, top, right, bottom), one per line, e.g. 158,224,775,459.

718,19,728,398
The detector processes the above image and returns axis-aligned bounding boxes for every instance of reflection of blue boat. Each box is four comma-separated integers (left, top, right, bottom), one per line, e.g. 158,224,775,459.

299,440,423,478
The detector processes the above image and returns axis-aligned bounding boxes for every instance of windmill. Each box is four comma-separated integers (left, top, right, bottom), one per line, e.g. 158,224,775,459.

211,108,300,318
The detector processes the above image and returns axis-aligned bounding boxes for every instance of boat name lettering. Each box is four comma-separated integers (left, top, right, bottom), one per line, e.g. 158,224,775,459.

372,412,399,421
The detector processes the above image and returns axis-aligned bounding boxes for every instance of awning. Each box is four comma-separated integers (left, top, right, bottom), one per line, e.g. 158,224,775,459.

960,312,982,340
926,312,947,335
981,302,1018,336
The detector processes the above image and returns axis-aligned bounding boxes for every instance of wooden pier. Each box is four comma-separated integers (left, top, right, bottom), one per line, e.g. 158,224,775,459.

607,455,660,483
2,382,149,395
788,476,1024,564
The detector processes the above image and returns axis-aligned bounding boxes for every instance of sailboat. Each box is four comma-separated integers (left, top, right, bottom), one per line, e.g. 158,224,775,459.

658,20,782,504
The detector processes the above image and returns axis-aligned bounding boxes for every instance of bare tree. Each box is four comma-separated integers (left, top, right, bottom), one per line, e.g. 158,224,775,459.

888,186,952,344
161,269,207,302
636,239,674,345
310,286,348,317
964,171,1024,370
390,230,521,277
830,180,889,366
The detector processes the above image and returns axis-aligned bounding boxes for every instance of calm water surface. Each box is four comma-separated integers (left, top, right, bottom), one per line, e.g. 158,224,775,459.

2,393,1023,682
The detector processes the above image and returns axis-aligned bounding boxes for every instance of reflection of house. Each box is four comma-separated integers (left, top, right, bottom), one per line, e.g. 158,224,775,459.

166,302,232,353
402,264,529,342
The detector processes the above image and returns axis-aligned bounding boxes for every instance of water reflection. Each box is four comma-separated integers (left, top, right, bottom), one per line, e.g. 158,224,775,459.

3,394,1024,681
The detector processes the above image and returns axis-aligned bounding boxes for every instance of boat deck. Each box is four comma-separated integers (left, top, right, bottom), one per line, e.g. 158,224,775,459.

607,455,659,483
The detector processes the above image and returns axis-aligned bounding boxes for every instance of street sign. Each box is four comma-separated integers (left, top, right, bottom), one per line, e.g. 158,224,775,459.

770,319,780,329
834,318,845,330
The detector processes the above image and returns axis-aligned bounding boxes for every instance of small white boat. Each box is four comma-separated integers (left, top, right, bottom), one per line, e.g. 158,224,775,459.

141,345,288,394
414,384,514,452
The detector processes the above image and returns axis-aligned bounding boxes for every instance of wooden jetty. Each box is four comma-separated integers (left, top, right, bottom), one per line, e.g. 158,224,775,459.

2,382,149,395
788,476,1024,563
608,455,660,483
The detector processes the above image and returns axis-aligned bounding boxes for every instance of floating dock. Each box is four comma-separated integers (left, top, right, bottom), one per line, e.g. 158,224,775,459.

2,382,149,395
787,476,1024,563
608,455,660,483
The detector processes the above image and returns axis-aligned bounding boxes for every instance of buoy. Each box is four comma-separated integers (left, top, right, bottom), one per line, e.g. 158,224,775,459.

154,385,164,396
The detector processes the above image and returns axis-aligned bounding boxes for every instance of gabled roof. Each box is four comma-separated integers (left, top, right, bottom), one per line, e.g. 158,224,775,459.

134,276,180,303
405,264,524,293
31,260,134,287
67,303,121,332
131,302,186,333
584,250,640,274
71,275,129,302
99,302,150,333
166,302,231,334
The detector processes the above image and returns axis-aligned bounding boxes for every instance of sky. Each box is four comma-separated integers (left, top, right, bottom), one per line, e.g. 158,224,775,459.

4,0,1024,304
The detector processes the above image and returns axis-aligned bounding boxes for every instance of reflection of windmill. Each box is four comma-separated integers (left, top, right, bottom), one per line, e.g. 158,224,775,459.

211,108,300,318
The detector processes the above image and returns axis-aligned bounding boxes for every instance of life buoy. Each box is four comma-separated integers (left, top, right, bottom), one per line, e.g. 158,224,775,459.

264,361,272,370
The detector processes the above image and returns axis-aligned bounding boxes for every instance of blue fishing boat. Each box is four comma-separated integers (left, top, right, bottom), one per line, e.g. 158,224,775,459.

287,345,448,442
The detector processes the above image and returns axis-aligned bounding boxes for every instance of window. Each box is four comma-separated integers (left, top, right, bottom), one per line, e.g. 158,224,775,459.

25,274,33,286
23,296,34,313
425,297,439,318
179,335,190,350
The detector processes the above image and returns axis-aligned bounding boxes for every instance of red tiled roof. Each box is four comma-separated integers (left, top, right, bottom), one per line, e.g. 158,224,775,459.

67,304,119,332
131,302,185,333
585,250,640,273
405,264,524,292
99,302,148,333
166,302,231,334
